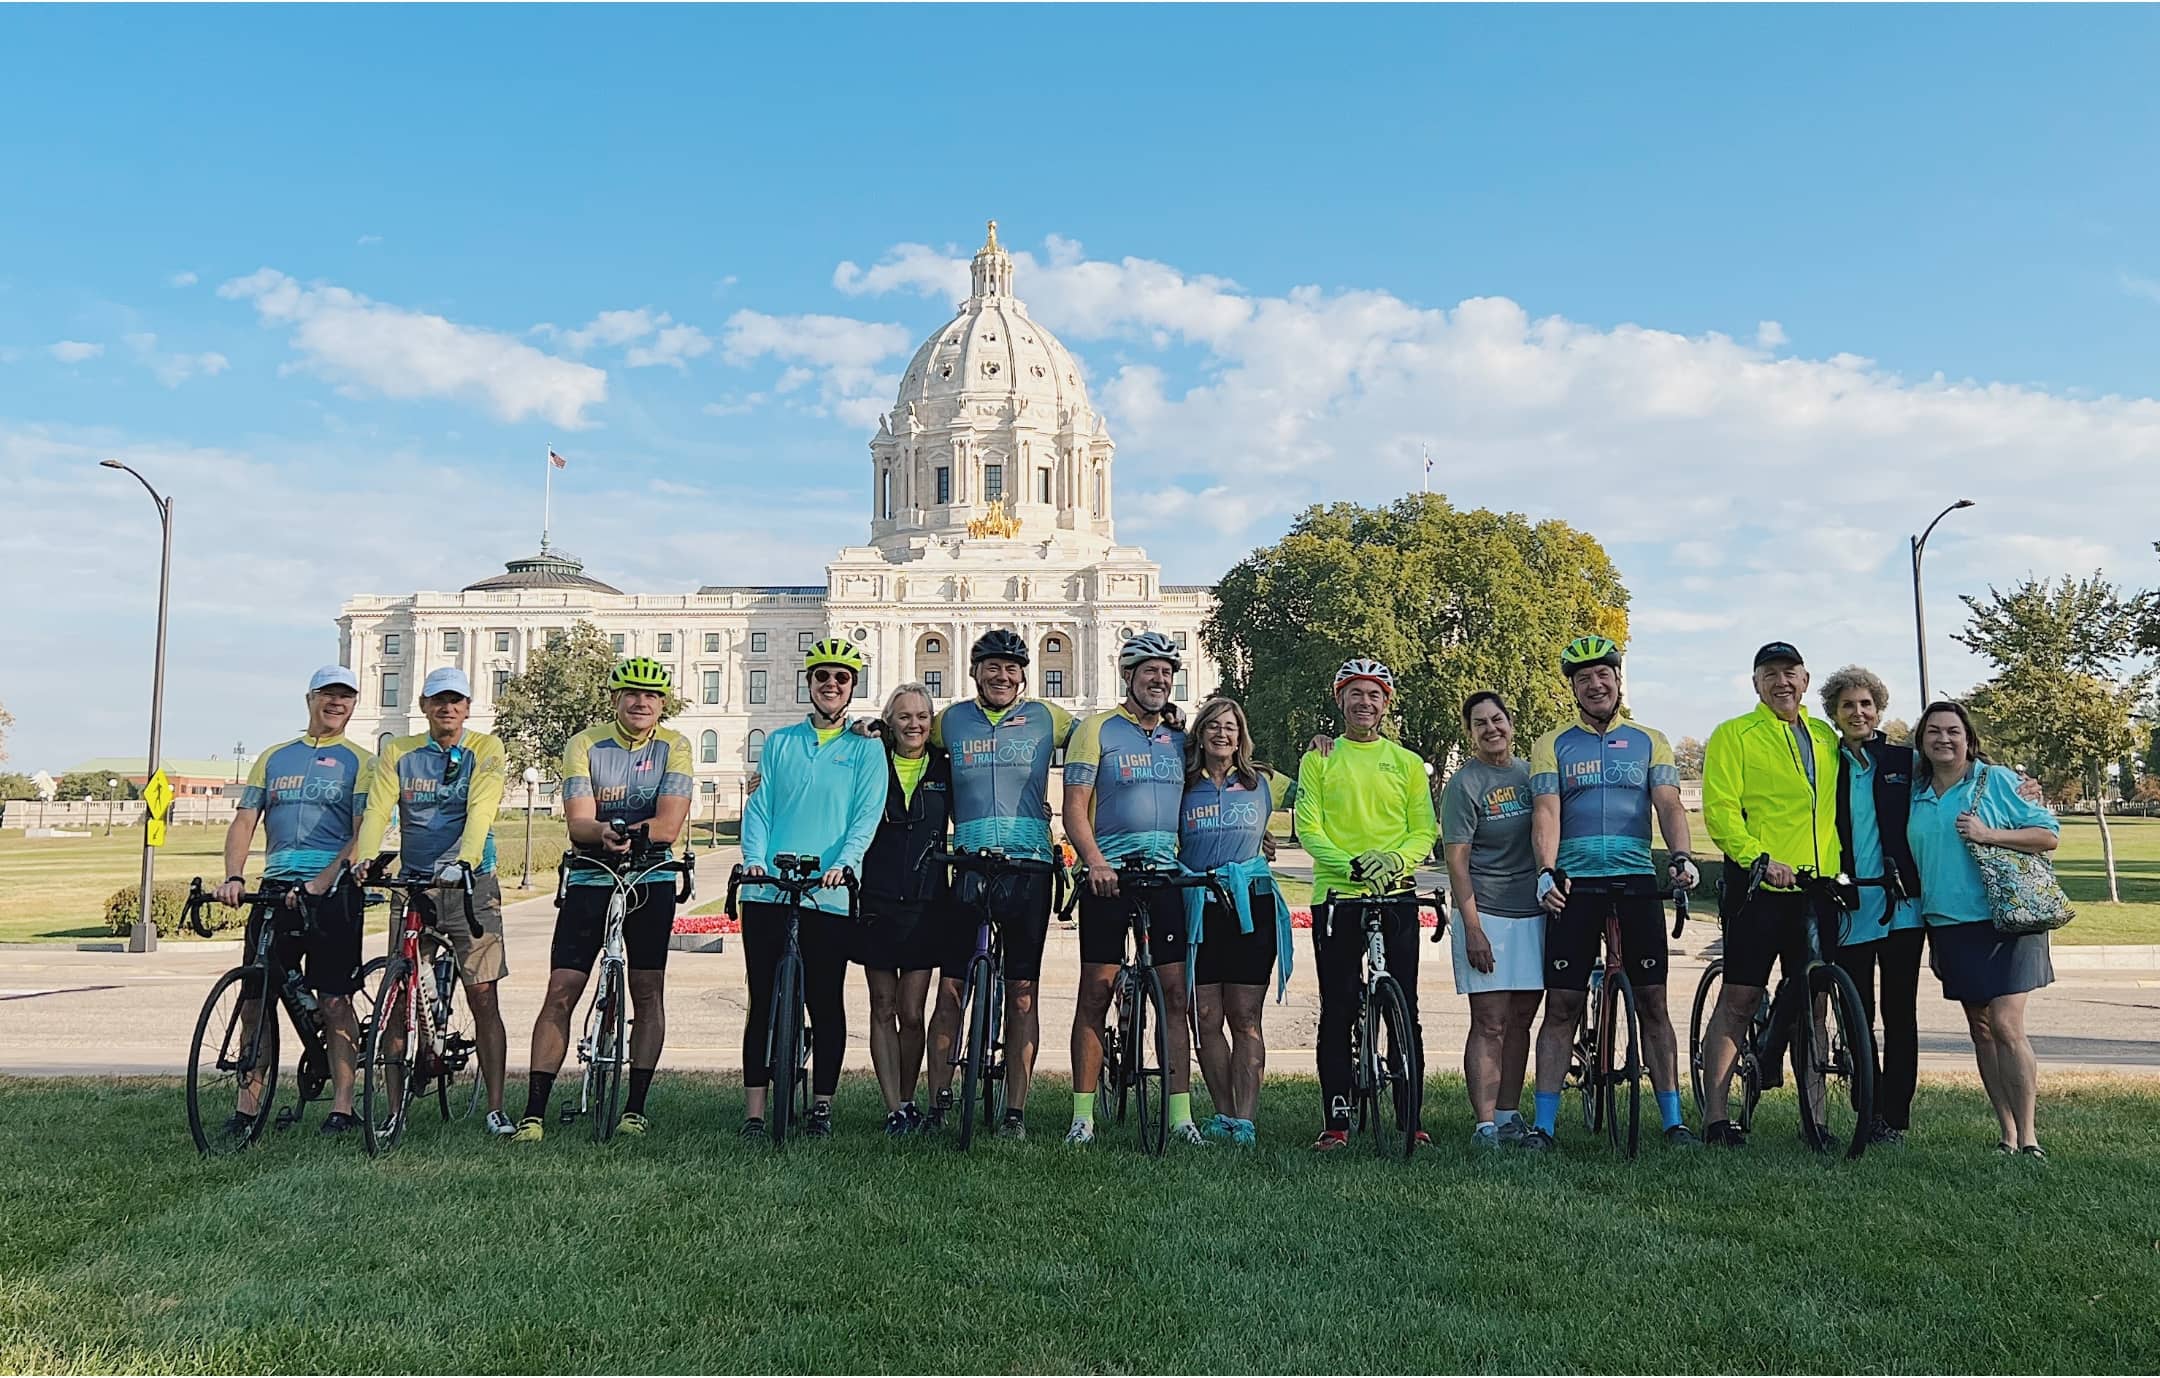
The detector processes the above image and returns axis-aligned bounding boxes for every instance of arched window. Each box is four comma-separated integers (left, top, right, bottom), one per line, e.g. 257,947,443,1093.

377,731,394,754
700,730,718,764
746,729,766,764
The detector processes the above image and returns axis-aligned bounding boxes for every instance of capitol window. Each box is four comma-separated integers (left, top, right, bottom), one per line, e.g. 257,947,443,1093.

700,730,718,764
1046,670,1064,698
704,633,720,653
1038,469,1051,504
383,632,402,658
546,628,564,647
1046,636,1062,652
658,633,673,653
796,672,811,704
798,631,815,651
925,670,943,698
746,730,766,764
936,467,951,503
494,631,512,652
984,464,1004,501
611,633,626,653
493,670,510,698
703,671,721,705
380,672,400,708
1174,631,1189,649
442,629,461,654
926,637,942,654
748,670,768,704
750,632,767,654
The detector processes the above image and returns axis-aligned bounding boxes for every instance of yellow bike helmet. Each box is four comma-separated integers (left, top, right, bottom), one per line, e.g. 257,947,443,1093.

609,656,673,692
804,637,867,674
1559,635,1623,676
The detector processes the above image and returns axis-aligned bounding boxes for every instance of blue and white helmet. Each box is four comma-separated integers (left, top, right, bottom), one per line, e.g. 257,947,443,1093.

1119,631,1182,671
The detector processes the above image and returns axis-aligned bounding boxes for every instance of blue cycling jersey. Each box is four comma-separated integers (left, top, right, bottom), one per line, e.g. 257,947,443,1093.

240,733,372,881
1529,711,1678,878
933,699,1074,862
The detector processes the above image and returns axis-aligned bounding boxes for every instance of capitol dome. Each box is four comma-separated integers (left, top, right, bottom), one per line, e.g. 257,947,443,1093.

867,221,1118,559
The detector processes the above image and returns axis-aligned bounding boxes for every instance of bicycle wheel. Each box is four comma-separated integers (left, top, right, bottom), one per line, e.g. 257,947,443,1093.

1575,973,1603,1134
590,959,629,1143
766,952,804,1147
187,965,280,1156
981,969,1007,1131
1096,969,1134,1127
1132,965,1169,1156
409,936,475,1122
1794,964,1875,1161
1690,959,1764,1135
958,955,994,1152
361,959,419,1158
1601,971,1643,1158
1368,976,1423,1160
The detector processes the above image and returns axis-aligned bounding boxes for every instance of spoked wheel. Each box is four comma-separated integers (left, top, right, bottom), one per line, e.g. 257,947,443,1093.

1366,976,1423,1159
958,955,995,1152
411,937,477,1123
979,972,1006,1133
1690,959,1763,1135
1599,969,1643,1158
1794,964,1875,1161
1096,969,1135,1127
589,960,629,1143
187,965,280,1156
361,959,423,1159
1132,965,1169,1156
1574,974,1604,1135
765,953,804,1147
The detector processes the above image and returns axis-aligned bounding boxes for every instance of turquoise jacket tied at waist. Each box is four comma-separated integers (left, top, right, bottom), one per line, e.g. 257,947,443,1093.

1181,855,1294,1002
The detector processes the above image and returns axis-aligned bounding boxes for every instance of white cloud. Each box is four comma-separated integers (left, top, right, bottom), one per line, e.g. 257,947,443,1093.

217,268,608,428
627,322,713,370
832,243,970,303
721,310,910,426
1633,607,1739,634
1671,540,1722,569
558,308,713,370
2120,272,2160,307
122,331,230,387
167,271,199,288
357,234,383,247
702,392,766,417
48,340,102,363
1756,320,1787,348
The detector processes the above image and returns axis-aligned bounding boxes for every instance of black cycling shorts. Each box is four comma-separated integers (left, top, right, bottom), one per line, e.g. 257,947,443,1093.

1078,886,1188,969
1194,894,1278,988
1721,888,1823,990
249,887,365,998
551,882,677,974
1544,882,1669,991
943,870,1053,983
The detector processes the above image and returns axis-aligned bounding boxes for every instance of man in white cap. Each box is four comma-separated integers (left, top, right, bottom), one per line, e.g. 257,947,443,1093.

354,665,516,1134
212,665,375,1136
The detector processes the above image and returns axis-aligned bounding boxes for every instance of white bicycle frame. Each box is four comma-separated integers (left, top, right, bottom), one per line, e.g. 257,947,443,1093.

572,854,686,1118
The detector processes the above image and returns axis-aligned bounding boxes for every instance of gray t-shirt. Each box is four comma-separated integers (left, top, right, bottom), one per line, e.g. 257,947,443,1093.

1439,756,1538,916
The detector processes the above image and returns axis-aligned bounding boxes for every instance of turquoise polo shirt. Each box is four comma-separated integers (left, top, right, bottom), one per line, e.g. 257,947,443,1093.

1839,748,1920,945
1907,762,2058,929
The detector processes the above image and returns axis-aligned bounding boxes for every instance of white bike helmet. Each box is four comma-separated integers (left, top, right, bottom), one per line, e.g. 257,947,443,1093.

1333,657,1396,699
1119,630,1182,671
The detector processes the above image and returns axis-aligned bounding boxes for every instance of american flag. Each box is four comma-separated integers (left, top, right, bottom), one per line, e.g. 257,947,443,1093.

549,448,568,469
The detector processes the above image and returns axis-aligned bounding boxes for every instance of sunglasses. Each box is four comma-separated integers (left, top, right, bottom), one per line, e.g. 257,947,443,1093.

810,668,853,686
442,746,465,786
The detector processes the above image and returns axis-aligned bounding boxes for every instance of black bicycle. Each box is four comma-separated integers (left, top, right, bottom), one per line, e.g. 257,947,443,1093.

1322,887,1445,1159
1686,859,1876,1159
1060,858,1230,1156
917,846,1067,1151
554,821,695,1142
1558,876,1691,1158
724,854,860,1146
183,877,388,1155
355,858,486,1157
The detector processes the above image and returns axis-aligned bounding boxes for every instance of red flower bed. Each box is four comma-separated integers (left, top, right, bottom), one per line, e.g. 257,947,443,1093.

1288,907,1441,929
673,913,740,935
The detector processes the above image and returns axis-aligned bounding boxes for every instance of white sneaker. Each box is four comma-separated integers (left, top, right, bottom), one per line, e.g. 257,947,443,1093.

1171,1121,1209,1148
1063,1120,1095,1146
485,1109,517,1137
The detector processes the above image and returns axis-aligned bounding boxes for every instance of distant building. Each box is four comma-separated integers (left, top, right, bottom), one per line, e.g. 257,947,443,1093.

62,757,247,797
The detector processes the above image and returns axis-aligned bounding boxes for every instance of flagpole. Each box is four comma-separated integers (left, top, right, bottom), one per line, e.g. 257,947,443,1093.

542,443,553,552
1421,442,1430,494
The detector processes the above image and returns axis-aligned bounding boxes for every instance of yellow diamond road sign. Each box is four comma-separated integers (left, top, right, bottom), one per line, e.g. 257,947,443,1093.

142,770,175,819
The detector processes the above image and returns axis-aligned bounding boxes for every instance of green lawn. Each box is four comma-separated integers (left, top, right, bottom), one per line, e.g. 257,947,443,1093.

2,1073,2156,1373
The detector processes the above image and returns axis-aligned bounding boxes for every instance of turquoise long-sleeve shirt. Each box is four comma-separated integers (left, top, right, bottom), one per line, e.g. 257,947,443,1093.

739,716,888,916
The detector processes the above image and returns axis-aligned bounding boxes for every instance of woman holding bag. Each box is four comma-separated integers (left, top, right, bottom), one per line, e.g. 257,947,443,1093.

1906,699,2062,1159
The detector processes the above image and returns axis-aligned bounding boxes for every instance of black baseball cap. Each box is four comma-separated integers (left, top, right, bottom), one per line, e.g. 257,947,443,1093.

1753,641,1804,668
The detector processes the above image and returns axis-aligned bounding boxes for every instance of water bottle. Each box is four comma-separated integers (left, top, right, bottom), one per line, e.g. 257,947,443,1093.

434,955,457,1011
284,967,319,1015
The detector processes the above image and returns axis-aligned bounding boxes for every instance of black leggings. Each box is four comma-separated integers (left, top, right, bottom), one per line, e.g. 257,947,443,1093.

1834,927,1925,1130
1312,897,1424,1132
740,901,850,1098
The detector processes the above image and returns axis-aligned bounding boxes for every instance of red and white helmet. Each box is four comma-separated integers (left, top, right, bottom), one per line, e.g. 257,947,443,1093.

1333,658,1395,699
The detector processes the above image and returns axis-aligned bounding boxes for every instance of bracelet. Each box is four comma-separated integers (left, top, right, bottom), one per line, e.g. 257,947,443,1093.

226,874,247,885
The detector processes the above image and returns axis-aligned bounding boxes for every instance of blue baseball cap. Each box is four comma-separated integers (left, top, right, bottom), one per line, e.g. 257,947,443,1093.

307,664,359,692
421,666,473,700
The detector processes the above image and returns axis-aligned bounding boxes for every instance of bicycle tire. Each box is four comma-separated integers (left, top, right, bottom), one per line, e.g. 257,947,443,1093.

591,959,628,1143
361,958,417,1159
1575,974,1603,1135
1096,969,1134,1127
1133,964,1169,1156
981,967,1006,1132
1368,976,1423,1160
1795,963,1876,1162
187,965,280,1156
1689,958,1764,1136
1603,970,1643,1158
766,952,803,1147
407,935,474,1122
958,955,994,1152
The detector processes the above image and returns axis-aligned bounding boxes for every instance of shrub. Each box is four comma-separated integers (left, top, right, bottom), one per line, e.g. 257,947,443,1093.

103,882,236,938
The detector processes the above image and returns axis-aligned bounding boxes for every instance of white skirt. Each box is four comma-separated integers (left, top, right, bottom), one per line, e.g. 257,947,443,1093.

1451,907,1546,995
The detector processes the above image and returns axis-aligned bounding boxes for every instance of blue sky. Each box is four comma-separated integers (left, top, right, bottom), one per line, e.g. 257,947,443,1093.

4,4,2158,771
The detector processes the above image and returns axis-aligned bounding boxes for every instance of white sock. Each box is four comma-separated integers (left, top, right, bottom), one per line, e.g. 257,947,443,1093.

1476,1120,1497,1134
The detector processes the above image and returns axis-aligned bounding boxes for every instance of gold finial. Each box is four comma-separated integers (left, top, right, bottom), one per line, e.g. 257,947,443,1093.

983,219,1000,252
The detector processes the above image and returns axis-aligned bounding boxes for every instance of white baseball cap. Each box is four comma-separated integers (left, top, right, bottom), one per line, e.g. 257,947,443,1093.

421,666,473,700
307,664,360,692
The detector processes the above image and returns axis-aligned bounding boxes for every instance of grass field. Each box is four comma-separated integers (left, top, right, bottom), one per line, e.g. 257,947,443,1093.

2,1072,2156,1373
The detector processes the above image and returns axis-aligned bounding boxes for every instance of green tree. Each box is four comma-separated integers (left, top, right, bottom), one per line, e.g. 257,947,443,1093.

492,620,688,777
0,771,36,800
55,771,138,801
1881,718,1912,746
1956,573,2152,678
1674,736,1706,780
1203,493,1630,770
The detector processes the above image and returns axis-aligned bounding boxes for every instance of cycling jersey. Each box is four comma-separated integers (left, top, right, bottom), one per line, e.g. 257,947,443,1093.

1701,701,1840,883
559,722,696,887
1065,706,1185,866
932,698,1075,861
1294,736,1438,902
1528,711,1679,878
240,733,372,881
739,714,886,916
355,730,507,875
1178,772,1273,874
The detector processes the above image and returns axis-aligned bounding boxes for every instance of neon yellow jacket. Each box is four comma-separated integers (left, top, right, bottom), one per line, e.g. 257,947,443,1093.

1702,702,1841,882
1294,736,1438,902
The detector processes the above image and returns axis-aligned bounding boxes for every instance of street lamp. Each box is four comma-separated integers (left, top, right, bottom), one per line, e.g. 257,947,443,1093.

101,458,174,954
105,776,119,837
1910,498,1975,710
520,766,542,889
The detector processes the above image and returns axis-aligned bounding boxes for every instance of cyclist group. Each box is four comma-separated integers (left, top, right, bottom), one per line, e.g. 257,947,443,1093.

217,624,2059,1156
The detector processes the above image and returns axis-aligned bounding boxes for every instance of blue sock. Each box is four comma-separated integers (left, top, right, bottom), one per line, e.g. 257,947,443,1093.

1658,1090,1683,1131
1534,1091,1560,1134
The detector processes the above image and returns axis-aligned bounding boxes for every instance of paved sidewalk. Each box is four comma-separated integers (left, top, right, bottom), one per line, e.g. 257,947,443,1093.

5,846,2158,1078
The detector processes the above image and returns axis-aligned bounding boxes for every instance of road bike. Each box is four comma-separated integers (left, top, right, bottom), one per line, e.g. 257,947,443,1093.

1320,887,1445,1159
723,854,860,1146
555,821,695,1142
183,877,387,1155
1686,858,1876,1159
1559,876,1690,1158
355,858,485,1158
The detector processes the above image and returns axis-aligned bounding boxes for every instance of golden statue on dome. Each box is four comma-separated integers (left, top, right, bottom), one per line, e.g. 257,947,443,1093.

967,497,1022,540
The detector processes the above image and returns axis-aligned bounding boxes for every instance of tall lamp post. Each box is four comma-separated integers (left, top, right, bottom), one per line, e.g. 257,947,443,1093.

1910,498,1975,710
520,766,542,889
101,458,174,954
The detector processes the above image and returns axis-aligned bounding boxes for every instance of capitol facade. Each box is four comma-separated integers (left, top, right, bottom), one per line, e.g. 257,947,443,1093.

338,223,1223,804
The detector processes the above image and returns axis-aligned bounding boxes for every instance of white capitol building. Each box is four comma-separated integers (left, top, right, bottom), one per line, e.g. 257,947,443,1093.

339,222,1224,802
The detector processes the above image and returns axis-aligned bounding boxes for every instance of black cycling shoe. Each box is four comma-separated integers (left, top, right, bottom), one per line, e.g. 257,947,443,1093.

1703,1119,1748,1148
806,1105,835,1139
901,1099,924,1132
739,1117,766,1141
884,1109,912,1137
318,1111,361,1136
1868,1118,1906,1148
221,1111,256,1139
923,1090,952,1131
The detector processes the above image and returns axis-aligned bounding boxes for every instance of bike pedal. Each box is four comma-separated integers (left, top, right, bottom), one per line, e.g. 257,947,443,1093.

558,1102,580,1125
275,1108,301,1130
